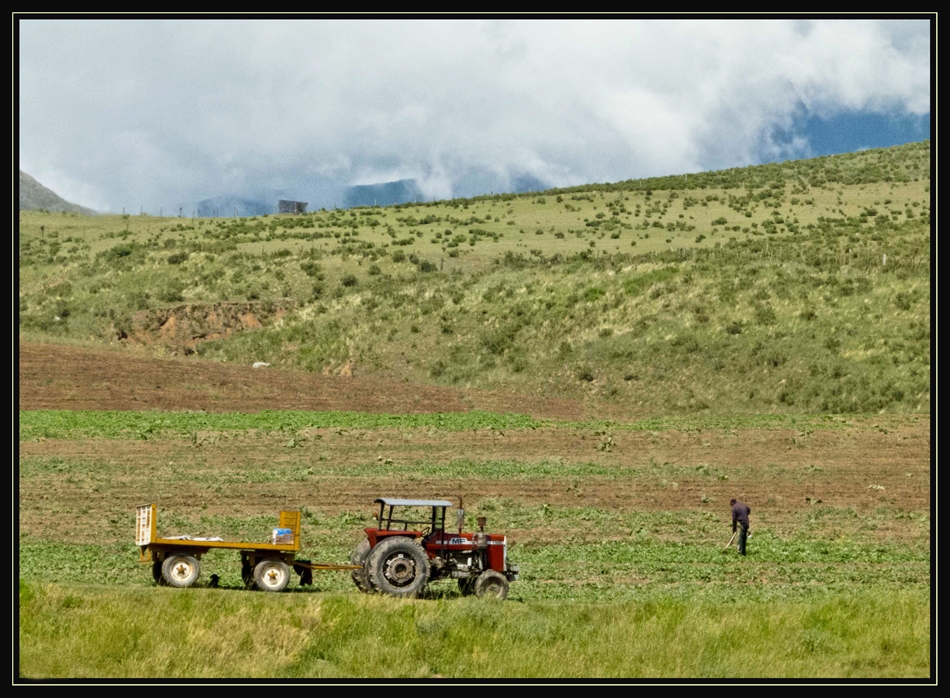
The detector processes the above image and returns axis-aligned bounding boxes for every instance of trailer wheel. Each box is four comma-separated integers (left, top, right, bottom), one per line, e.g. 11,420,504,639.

152,559,167,586
253,559,291,592
350,539,373,593
457,577,476,596
474,570,509,600
162,553,201,588
367,537,430,599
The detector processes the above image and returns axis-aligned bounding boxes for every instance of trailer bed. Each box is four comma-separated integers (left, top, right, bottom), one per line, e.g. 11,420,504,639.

136,504,359,591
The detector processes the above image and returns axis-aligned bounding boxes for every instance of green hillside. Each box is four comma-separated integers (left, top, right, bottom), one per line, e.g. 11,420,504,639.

18,141,931,415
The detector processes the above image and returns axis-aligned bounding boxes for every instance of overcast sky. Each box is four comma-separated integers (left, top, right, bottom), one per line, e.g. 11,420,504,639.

18,18,931,213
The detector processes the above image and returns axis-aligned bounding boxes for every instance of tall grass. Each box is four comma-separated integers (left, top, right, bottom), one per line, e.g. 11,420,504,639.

18,582,930,678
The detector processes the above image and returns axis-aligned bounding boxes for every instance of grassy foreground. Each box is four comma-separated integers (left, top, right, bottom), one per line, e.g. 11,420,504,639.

18,583,929,679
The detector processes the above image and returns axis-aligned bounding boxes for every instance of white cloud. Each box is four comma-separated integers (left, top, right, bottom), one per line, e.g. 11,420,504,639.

18,18,931,212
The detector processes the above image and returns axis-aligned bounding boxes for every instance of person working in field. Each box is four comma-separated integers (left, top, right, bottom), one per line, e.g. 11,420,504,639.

730,499,751,556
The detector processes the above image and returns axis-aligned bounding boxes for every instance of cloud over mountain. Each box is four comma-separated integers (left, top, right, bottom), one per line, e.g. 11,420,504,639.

19,19,930,213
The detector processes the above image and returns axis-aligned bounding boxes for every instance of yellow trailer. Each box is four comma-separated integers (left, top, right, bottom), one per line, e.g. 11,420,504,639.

135,504,359,592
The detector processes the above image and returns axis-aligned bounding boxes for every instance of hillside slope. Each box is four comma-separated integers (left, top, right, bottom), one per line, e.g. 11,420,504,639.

19,171,96,215
18,141,931,415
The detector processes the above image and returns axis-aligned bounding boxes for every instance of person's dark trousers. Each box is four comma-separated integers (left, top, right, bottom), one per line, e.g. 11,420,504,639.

738,524,748,556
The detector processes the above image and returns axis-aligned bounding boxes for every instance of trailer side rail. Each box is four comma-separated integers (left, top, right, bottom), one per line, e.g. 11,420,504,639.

137,504,302,561
135,504,156,546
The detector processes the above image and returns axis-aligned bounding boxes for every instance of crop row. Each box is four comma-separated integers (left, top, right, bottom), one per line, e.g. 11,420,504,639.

18,409,906,441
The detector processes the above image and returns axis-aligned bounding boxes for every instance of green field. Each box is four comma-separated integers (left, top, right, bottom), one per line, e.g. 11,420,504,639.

19,408,876,441
18,141,932,679
18,407,931,678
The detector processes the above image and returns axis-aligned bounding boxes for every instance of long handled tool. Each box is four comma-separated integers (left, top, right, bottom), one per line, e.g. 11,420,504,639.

722,531,737,552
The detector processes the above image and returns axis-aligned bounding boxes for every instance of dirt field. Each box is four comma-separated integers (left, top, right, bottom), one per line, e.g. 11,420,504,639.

20,420,930,543
18,341,586,419
19,341,931,542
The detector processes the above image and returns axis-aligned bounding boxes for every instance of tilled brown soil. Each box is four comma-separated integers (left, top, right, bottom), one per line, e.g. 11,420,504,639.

18,341,586,419
19,421,931,544
18,341,931,549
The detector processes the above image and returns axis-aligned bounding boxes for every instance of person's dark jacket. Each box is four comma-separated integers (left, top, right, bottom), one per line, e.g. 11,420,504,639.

732,502,751,532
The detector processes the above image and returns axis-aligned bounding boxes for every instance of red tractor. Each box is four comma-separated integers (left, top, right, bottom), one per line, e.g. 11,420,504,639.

350,498,519,599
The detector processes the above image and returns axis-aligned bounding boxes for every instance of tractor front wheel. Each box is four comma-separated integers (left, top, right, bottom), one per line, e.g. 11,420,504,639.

474,570,509,600
367,537,430,599
350,538,373,593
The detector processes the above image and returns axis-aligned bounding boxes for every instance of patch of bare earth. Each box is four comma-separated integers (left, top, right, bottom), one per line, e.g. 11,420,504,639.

120,301,290,353
18,341,584,419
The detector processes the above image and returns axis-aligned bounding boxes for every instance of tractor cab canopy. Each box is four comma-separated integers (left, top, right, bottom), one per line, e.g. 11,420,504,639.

373,498,455,532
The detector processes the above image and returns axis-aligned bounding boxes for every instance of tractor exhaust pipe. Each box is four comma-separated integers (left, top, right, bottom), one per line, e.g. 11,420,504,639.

474,516,488,549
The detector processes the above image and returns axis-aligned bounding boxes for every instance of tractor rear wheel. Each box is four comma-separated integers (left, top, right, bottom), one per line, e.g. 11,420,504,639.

350,538,373,593
474,570,509,600
162,553,201,588
367,537,430,599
